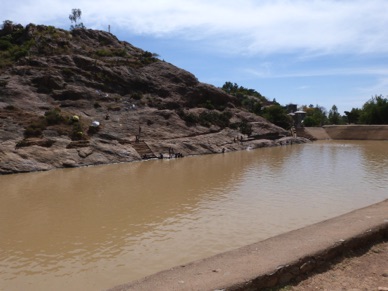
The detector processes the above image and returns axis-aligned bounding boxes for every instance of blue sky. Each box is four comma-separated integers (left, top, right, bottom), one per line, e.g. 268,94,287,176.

2,0,388,114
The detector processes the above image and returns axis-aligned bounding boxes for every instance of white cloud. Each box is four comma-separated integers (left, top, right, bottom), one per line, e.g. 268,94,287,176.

245,67,388,79
2,0,388,56
358,77,388,96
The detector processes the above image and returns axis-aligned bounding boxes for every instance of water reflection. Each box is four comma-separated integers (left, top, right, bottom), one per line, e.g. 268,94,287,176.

359,141,388,185
0,141,387,291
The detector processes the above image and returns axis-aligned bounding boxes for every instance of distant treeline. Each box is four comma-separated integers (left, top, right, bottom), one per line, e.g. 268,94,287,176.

302,95,388,126
221,82,388,127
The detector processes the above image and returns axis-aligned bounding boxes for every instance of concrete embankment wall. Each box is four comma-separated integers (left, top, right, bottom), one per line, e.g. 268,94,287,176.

305,125,388,140
108,200,388,291
303,127,331,140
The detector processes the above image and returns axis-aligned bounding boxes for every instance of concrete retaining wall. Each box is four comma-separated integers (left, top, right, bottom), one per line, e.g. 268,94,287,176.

304,125,388,140
108,199,388,291
303,127,331,140
324,125,388,140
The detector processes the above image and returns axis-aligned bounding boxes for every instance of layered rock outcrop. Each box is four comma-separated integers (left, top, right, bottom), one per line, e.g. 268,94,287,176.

0,24,305,174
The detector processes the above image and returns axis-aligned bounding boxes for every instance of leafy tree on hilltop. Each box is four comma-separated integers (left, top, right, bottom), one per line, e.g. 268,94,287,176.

1,20,14,32
221,81,267,114
221,81,267,103
69,9,85,30
221,81,239,94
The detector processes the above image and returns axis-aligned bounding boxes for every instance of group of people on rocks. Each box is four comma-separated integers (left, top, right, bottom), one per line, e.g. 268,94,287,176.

158,148,184,159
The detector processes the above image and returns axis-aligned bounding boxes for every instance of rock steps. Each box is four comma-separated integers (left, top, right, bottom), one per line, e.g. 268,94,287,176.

131,141,157,159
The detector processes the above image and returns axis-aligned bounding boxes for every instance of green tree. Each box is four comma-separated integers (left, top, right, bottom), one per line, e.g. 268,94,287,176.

221,82,267,102
221,81,238,94
1,20,14,32
69,8,85,30
359,95,388,124
262,105,293,129
328,105,341,124
221,82,267,115
344,108,361,124
302,105,327,126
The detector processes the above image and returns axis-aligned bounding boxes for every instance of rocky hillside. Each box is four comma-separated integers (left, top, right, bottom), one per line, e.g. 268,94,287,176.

0,23,304,174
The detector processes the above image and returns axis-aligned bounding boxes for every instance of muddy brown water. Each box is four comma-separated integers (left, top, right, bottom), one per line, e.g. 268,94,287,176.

1,140,387,291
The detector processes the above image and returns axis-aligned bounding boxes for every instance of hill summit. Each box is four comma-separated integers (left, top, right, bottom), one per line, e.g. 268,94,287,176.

0,23,301,174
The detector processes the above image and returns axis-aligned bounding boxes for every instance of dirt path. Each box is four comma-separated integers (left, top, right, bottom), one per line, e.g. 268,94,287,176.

281,240,388,291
